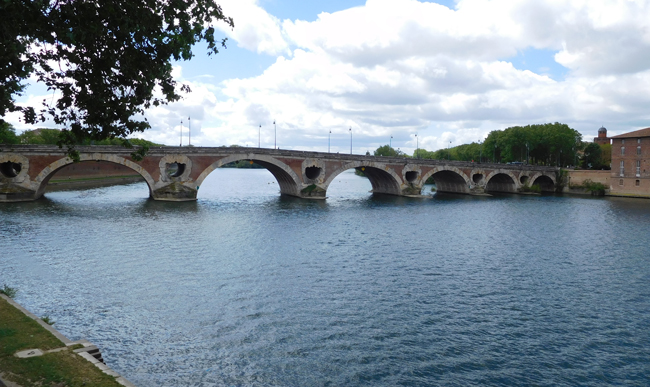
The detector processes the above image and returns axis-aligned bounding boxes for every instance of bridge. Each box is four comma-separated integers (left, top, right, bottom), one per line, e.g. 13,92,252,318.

0,145,559,202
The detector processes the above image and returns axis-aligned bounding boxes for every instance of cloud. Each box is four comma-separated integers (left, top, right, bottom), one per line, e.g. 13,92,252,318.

215,0,289,56
7,0,650,154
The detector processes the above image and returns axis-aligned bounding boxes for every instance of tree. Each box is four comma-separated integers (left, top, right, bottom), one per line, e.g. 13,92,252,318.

483,123,581,165
1,0,233,159
582,142,603,169
0,122,19,144
374,145,399,157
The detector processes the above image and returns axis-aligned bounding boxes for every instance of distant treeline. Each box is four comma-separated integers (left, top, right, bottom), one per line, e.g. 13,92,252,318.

0,124,162,147
374,122,610,169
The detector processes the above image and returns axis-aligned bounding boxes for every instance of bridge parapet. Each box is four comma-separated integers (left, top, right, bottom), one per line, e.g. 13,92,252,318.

1,145,560,202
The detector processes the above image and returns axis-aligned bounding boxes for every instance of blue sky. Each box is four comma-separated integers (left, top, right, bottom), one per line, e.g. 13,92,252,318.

9,0,650,154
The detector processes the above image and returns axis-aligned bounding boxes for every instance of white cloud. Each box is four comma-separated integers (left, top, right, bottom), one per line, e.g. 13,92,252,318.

6,0,650,155
215,0,289,56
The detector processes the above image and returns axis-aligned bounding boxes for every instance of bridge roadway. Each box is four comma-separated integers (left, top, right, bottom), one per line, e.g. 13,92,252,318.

0,145,559,202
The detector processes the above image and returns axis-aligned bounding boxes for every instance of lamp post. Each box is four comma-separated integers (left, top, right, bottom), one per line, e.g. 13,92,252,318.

273,120,276,149
479,140,482,163
448,140,451,160
188,117,191,146
328,130,331,153
415,133,419,159
390,135,393,149
180,119,183,146
494,143,497,163
526,142,529,164
349,127,352,154
258,125,261,148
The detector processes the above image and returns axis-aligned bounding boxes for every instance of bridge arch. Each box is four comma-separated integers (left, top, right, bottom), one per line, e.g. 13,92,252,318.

323,161,403,196
34,154,156,198
420,166,471,194
195,153,303,197
485,170,519,193
529,173,556,192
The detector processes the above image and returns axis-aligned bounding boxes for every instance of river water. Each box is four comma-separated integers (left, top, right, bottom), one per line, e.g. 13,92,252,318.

1,168,649,386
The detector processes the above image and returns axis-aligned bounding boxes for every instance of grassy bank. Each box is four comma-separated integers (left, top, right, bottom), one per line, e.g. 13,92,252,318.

0,295,124,387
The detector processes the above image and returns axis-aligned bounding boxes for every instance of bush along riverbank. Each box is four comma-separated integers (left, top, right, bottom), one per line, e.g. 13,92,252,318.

0,289,135,387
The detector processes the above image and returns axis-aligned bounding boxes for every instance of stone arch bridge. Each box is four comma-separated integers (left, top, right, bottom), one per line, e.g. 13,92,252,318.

0,145,559,202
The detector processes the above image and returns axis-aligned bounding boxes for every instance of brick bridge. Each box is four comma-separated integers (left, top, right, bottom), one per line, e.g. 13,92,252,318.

0,145,559,202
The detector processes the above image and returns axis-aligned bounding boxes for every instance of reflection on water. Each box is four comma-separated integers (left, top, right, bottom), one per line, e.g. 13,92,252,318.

1,168,649,386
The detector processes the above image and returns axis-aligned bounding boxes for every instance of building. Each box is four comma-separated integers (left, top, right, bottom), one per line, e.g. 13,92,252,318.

609,127,650,198
594,126,610,145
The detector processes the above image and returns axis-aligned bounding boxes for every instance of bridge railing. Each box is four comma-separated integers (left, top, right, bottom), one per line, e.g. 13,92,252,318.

1,144,559,172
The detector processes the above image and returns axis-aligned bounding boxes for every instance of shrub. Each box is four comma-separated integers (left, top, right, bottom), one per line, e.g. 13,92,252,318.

0,285,17,298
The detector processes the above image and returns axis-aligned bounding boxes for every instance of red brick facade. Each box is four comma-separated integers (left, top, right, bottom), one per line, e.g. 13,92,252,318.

594,126,610,145
609,127,650,198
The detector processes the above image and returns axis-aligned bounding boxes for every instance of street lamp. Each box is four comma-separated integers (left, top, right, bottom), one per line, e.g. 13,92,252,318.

479,139,482,163
258,124,261,148
494,143,497,163
349,127,352,155
188,117,191,146
390,135,393,149
274,120,276,149
448,140,451,160
526,142,529,164
180,119,183,146
415,133,419,159
328,130,331,153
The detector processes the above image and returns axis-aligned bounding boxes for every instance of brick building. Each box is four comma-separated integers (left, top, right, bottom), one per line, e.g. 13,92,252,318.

609,127,650,198
594,126,610,145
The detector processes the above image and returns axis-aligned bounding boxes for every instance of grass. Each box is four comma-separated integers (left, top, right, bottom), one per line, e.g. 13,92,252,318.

0,297,124,387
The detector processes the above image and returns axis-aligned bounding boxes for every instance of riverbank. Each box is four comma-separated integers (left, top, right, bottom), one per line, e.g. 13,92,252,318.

46,175,144,192
0,293,135,387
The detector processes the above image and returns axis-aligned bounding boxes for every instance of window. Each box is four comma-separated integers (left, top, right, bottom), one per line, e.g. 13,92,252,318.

622,139,626,144
621,146,625,156
638,138,642,144
619,179,624,186
636,160,641,177
638,146,642,155
620,160,625,176
636,180,640,186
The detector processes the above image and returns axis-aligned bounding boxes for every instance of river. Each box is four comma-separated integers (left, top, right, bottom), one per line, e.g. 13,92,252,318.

1,168,649,386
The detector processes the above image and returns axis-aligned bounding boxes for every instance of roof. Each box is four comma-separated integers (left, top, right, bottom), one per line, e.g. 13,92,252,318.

610,127,650,139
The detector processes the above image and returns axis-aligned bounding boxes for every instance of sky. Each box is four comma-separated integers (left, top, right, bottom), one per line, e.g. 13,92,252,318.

7,0,650,154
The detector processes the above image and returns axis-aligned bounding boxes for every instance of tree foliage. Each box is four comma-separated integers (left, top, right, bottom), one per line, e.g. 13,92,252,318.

374,145,404,157
0,122,19,144
15,128,162,150
1,0,233,158
406,123,583,166
582,142,603,169
482,123,582,165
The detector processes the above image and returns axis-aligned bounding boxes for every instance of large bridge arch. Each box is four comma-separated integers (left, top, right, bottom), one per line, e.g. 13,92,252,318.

323,161,403,196
195,153,303,197
420,166,471,194
529,173,556,192
34,154,156,199
485,170,519,193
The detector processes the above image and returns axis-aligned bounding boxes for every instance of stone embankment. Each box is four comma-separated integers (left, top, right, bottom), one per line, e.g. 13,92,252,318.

564,170,611,195
0,294,136,387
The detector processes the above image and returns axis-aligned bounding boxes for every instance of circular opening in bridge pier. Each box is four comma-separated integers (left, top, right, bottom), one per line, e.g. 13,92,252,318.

472,173,483,184
0,162,22,178
405,171,418,183
166,163,186,178
305,166,322,180
520,176,529,184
